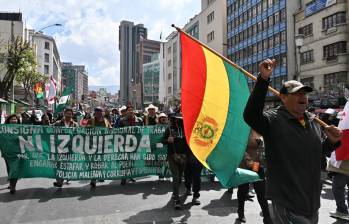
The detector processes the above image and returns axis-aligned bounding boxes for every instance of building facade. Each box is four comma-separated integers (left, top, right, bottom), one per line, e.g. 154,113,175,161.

62,62,88,102
227,0,299,104
132,39,160,108
0,12,26,101
160,0,227,106
143,54,160,105
119,21,147,106
295,0,348,108
30,31,62,95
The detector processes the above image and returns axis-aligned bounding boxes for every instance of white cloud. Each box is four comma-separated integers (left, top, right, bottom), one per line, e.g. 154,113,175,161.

0,0,200,87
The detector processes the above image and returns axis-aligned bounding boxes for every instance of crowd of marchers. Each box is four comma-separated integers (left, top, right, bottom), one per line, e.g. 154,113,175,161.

0,58,348,224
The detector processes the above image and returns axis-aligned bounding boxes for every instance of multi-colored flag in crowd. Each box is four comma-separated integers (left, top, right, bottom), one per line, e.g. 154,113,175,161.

180,31,259,187
34,82,44,99
46,76,57,105
334,100,349,161
55,87,73,114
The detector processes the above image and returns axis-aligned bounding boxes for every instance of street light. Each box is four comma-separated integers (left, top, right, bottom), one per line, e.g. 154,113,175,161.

37,23,62,33
294,34,304,81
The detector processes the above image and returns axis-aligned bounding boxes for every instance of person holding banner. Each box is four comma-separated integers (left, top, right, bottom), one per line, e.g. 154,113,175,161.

243,58,343,223
87,107,112,188
3,114,21,194
144,104,158,125
52,108,78,188
119,105,143,185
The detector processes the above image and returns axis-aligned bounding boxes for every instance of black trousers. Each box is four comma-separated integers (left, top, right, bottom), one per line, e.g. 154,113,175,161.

237,169,270,218
184,155,203,198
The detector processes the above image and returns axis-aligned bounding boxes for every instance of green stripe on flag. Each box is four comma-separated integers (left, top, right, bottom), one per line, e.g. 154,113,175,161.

206,61,259,188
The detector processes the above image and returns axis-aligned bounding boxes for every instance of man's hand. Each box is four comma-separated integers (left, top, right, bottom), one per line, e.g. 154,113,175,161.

324,125,342,144
259,59,277,80
167,136,174,144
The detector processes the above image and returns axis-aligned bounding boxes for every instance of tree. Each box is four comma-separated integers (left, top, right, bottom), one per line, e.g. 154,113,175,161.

14,43,47,102
0,37,46,100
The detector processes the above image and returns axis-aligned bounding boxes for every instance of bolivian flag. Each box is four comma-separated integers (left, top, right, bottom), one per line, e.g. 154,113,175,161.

34,82,44,99
180,31,259,187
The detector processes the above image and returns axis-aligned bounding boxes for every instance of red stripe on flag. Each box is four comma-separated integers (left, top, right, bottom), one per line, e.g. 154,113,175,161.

180,33,207,142
336,129,349,160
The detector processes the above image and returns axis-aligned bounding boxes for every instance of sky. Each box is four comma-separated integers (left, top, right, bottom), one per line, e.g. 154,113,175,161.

1,0,200,88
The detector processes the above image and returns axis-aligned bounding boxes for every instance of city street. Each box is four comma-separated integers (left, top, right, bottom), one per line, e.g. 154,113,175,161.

0,160,348,224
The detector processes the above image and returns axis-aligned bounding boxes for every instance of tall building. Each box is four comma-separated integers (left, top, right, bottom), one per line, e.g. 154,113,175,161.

160,0,227,106
62,62,88,102
143,54,160,105
29,31,62,95
0,13,26,100
295,0,348,108
227,0,299,105
118,21,147,106
133,39,160,108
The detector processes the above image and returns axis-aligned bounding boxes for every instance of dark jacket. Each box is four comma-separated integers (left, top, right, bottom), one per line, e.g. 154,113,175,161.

243,76,339,217
119,116,143,127
162,124,190,156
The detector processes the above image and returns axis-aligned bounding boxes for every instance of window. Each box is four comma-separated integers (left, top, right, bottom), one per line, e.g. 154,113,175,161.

322,12,346,30
323,41,347,60
263,18,268,31
168,73,172,80
44,53,49,63
257,22,263,33
300,50,314,64
207,11,215,24
269,36,274,48
281,53,287,66
257,41,263,52
268,15,274,27
324,72,348,90
167,86,172,94
253,5,257,17
301,77,314,89
257,2,262,14
263,39,268,50
281,30,286,43
268,0,273,6
44,65,49,74
280,8,286,22
44,42,50,50
274,33,280,45
274,12,280,24
298,24,313,36
167,46,171,54
167,59,172,67
207,31,215,42
253,44,257,54
208,0,215,5
262,0,267,11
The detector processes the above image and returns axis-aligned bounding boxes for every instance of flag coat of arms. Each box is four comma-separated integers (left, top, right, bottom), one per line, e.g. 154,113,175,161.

180,32,259,187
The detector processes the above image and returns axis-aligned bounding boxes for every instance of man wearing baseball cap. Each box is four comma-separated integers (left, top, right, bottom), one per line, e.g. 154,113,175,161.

243,58,342,223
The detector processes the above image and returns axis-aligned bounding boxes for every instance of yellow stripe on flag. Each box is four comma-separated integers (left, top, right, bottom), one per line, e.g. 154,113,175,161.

189,47,230,168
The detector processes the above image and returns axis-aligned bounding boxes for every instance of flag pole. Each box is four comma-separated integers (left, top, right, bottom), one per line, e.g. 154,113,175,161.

171,24,328,127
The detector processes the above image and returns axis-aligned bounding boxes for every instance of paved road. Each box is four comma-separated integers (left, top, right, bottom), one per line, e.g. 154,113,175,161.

0,159,348,224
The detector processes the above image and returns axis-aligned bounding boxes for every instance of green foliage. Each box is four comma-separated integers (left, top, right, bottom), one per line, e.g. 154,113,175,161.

12,38,48,101
0,37,47,100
